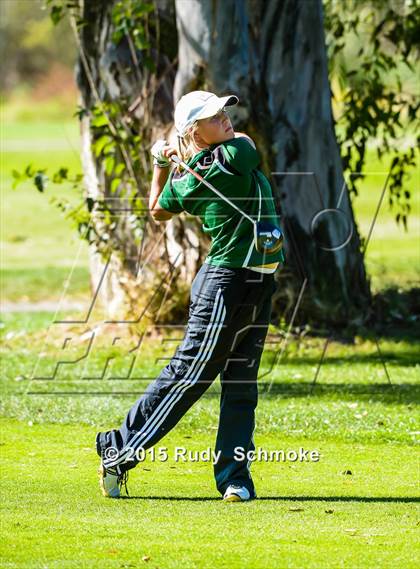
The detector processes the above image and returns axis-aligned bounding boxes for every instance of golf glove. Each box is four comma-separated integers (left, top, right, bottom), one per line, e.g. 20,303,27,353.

151,139,171,167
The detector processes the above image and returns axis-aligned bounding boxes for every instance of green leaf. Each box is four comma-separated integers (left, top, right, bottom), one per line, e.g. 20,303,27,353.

52,167,69,183
91,114,109,128
50,5,63,25
111,178,121,193
114,163,125,176
390,156,399,170
34,173,49,193
58,167,68,179
74,106,89,120
93,135,113,157
25,164,34,177
104,156,115,176
86,197,95,212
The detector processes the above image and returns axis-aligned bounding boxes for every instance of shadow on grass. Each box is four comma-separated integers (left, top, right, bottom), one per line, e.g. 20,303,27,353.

121,495,420,503
28,382,419,405
257,382,420,404
271,350,420,367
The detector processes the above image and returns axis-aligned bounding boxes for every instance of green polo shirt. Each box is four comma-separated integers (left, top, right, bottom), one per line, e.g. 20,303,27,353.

157,136,285,268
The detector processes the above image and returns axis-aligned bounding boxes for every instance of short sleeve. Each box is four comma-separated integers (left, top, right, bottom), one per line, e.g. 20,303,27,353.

157,171,184,214
220,137,261,174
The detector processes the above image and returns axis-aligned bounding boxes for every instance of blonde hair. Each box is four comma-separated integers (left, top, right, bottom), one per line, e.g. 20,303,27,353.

175,121,201,173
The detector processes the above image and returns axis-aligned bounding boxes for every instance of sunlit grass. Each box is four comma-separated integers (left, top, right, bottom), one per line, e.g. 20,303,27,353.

1,311,418,445
1,417,418,569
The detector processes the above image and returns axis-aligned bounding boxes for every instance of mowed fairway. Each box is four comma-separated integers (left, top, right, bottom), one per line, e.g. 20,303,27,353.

1,119,419,568
0,420,419,569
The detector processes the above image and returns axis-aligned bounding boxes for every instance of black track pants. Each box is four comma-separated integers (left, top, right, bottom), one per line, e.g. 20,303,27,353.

97,262,276,497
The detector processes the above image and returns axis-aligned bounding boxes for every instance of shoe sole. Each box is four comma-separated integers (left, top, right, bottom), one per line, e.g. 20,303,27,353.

223,494,244,502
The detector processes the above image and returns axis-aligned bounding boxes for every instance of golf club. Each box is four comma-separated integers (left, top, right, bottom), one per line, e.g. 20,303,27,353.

170,154,284,255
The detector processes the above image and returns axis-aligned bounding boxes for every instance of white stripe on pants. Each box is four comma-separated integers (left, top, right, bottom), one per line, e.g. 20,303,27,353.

104,288,226,469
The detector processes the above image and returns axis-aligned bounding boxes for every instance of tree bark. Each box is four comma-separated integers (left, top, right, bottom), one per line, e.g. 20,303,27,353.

75,0,201,319
174,0,371,329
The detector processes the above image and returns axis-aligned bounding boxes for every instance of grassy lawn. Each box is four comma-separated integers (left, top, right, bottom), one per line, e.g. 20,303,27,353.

1,311,418,442
1,120,90,302
350,153,420,294
1,309,419,567
0,419,418,569
1,118,419,568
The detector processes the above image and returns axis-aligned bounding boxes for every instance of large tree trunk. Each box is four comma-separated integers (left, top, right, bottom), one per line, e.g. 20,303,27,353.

75,0,203,321
174,0,371,329
75,0,371,330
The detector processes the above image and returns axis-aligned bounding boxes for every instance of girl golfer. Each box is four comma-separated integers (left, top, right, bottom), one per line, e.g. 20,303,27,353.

96,90,285,501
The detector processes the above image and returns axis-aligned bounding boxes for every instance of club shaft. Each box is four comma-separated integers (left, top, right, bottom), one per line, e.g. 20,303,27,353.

170,155,255,224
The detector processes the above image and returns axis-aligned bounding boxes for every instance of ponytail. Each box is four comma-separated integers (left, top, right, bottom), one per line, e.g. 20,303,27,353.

175,122,200,173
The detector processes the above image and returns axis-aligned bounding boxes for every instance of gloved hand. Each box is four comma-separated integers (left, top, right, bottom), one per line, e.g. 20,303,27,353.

151,139,171,167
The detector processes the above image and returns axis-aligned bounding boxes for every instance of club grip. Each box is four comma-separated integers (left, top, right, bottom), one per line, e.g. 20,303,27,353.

170,154,181,164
